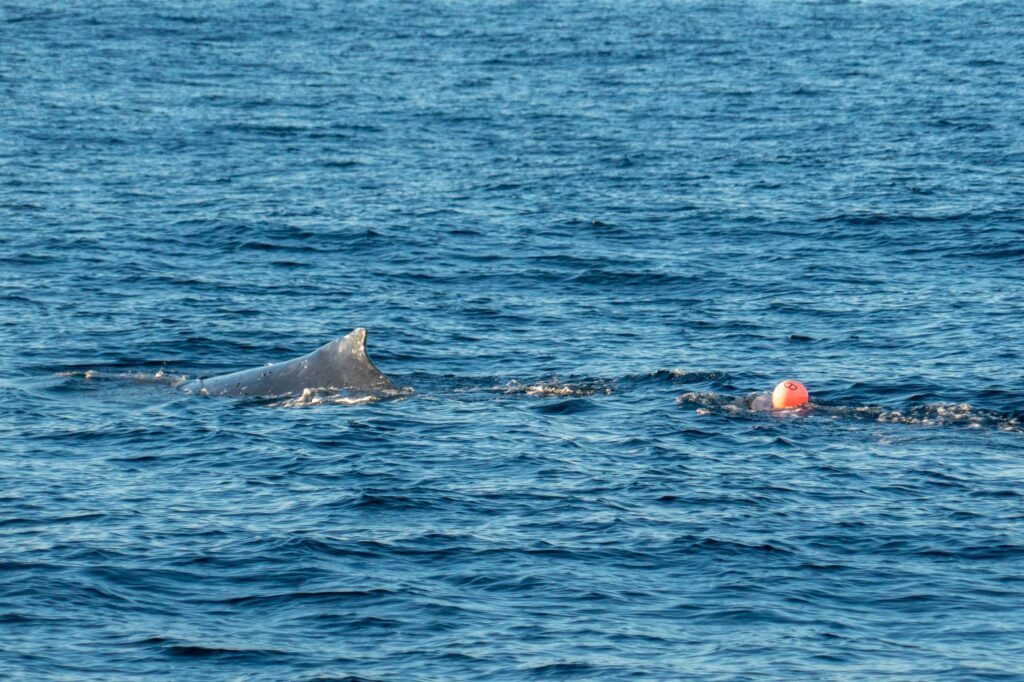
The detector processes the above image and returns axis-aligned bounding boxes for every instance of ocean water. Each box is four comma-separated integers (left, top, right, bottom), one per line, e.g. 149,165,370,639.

2,0,1023,679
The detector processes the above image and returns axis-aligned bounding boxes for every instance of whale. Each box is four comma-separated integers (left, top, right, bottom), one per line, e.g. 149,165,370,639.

182,328,395,397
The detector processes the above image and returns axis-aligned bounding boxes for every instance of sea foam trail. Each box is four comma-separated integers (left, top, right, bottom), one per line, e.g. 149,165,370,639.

55,369,190,388
678,391,1023,432
495,379,614,397
268,386,413,408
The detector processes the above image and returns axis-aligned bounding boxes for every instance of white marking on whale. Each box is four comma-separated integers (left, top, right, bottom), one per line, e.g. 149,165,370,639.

182,328,395,397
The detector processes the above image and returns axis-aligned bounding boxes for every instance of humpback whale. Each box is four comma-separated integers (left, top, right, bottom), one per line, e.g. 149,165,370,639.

182,328,395,397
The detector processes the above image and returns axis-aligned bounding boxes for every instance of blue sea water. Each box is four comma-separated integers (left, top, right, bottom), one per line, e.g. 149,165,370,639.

2,0,1024,678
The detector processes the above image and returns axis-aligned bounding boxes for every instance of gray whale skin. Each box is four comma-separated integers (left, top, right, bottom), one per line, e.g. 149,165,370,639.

182,328,394,397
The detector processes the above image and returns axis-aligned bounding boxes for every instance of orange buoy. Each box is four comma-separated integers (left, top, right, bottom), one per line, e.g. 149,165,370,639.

772,380,809,409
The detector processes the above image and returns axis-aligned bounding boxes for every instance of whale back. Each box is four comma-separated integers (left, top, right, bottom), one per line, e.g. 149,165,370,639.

185,328,394,397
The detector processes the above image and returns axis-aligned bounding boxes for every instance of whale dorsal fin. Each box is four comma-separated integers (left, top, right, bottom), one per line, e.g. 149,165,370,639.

185,327,395,396
342,327,367,354
314,327,394,390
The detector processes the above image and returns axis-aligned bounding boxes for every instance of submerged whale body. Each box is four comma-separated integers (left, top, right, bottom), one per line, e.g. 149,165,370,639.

182,328,395,397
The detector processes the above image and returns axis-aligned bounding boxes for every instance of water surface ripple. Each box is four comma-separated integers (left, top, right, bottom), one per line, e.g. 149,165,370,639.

2,1,1023,679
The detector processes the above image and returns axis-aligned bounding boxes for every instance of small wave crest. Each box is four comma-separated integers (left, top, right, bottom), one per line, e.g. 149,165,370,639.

624,369,728,386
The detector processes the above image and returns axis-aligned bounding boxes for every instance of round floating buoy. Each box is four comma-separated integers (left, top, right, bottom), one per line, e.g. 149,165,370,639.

773,380,809,409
